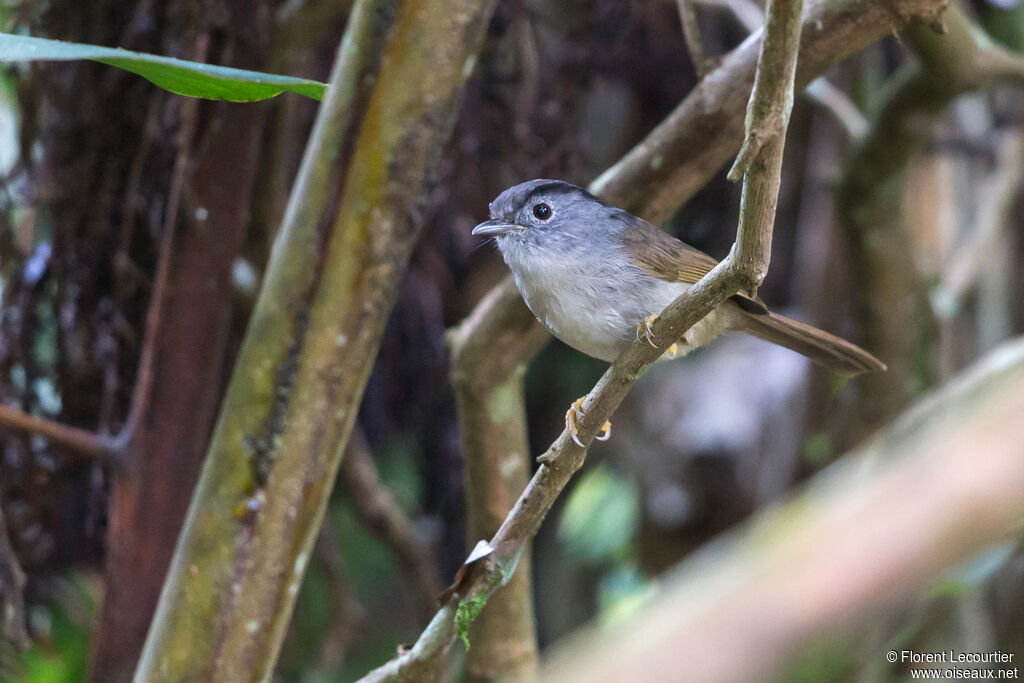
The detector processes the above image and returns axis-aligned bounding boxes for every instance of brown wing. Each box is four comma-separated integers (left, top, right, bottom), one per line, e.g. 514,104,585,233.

619,214,718,283
618,214,764,309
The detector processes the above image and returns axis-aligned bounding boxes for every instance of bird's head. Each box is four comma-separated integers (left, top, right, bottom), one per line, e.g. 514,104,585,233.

472,179,614,253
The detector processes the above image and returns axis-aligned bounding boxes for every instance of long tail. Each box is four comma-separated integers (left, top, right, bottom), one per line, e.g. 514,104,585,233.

736,308,886,377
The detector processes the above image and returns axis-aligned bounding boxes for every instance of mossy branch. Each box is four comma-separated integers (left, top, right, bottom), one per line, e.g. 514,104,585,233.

134,0,497,679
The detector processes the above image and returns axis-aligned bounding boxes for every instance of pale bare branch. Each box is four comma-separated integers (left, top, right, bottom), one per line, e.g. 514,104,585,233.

541,339,1024,682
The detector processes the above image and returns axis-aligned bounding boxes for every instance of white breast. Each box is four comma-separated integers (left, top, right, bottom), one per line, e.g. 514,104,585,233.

498,238,733,362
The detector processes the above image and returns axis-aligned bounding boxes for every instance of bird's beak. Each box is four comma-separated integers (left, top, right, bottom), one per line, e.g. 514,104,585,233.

472,219,517,237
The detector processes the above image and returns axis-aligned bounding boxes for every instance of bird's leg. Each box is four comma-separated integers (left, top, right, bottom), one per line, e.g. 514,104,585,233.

565,396,611,447
636,313,679,357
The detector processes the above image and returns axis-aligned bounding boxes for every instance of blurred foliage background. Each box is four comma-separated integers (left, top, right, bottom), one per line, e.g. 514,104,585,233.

0,0,1023,680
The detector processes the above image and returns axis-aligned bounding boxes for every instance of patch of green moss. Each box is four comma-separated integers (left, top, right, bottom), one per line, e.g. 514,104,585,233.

454,593,489,651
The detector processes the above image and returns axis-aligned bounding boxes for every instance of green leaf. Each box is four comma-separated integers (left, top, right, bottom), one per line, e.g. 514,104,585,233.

0,33,326,101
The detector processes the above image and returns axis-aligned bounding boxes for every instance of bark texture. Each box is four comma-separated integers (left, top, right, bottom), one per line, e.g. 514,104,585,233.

134,0,497,679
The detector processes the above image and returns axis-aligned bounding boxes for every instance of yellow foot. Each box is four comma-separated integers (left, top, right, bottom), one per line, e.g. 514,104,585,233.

637,314,682,358
636,313,659,348
565,396,612,447
565,397,586,446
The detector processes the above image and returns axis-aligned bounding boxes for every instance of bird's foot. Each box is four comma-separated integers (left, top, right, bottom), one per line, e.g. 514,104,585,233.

636,313,681,358
565,396,611,447
636,313,659,348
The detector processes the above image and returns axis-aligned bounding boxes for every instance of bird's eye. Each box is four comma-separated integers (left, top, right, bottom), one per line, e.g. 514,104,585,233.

533,203,551,220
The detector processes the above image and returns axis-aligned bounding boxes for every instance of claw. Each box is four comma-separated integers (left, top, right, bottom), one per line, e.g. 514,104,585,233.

566,397,587,447
638,314,683,358
636,313,659,348
565,397,613,446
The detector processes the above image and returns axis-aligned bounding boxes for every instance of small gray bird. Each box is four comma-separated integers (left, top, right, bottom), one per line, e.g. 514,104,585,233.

473,180,885,443
474,179,885,370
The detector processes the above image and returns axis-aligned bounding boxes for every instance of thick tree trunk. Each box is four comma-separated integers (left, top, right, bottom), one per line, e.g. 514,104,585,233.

135,0,498,679
89,100,266,682
24,2,279,679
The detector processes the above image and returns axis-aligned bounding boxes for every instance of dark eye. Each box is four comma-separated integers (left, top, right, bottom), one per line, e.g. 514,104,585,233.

533,203,551,220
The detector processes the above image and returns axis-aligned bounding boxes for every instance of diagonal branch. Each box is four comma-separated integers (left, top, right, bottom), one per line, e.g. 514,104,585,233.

434,1,949,681
361,0,805,677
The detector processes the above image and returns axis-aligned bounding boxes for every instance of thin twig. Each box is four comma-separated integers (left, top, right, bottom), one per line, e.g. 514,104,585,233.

0,403,110,460
677,0,716,78
360,0,804,676
114,97,160,303
727,0,803,184
114,81,201,453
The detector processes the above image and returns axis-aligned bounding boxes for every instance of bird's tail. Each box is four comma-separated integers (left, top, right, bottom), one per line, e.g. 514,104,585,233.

736,309,886,376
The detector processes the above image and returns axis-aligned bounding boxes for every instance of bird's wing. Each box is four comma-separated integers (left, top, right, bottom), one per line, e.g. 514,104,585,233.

617,214,765,311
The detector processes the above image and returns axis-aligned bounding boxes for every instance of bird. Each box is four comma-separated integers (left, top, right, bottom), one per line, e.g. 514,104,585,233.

472,179,886,444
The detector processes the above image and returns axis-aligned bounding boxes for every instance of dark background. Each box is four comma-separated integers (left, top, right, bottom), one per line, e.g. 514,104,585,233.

1,0,1023,680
